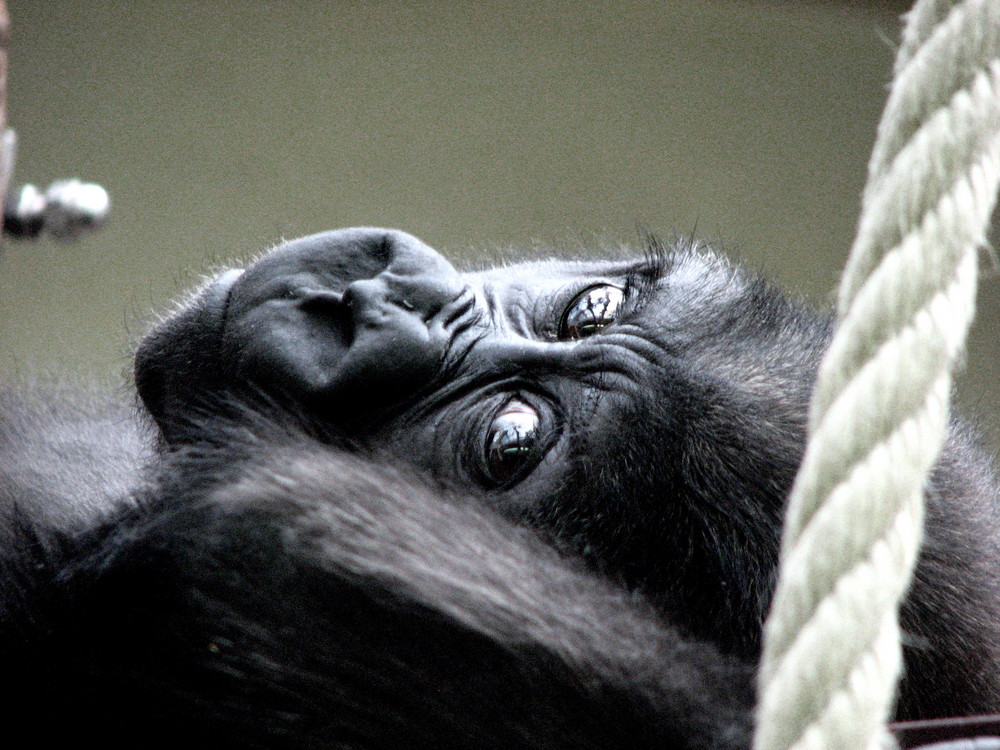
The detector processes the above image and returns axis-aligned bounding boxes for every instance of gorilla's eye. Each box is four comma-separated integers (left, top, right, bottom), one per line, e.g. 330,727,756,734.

559,285,625,340
484,399,542,484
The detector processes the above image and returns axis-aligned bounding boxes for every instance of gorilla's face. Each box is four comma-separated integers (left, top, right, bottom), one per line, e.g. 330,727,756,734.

136,227,827,657
220,229,674,509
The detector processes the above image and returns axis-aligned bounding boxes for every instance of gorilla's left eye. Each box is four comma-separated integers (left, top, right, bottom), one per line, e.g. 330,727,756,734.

559,285,625,340
484,399,542,484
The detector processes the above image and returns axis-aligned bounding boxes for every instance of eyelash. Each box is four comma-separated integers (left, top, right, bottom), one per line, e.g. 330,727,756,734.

619,232,671,317
619,257,668,323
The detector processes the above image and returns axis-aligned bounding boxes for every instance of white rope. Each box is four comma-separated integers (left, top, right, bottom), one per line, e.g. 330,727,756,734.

754,3,1000,750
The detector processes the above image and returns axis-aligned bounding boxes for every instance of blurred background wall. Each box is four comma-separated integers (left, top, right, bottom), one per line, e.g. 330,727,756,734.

2,0,998,447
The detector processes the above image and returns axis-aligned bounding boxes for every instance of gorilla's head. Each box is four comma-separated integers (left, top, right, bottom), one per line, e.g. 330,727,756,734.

135,227,828,657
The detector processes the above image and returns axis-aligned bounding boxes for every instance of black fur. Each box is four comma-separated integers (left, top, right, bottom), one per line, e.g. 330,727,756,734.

1,228,998,747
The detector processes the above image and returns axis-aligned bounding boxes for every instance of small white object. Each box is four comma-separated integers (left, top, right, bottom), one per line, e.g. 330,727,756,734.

43,179,111,239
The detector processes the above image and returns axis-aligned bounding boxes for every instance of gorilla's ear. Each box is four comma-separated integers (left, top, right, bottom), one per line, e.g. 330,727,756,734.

134,269,244,436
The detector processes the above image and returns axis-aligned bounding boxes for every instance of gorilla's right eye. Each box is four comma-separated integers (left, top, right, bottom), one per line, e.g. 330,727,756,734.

484,399,542,485
559,285,625,340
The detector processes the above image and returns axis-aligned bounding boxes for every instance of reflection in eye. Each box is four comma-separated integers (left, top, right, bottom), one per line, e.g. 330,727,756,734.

559,285,624,340
485,399,541,484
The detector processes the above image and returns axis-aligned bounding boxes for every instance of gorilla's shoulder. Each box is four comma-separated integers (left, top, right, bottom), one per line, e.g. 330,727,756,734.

0,384,151,536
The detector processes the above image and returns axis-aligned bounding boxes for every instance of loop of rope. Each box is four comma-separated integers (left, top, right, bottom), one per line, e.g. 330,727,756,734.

754,3,1000,750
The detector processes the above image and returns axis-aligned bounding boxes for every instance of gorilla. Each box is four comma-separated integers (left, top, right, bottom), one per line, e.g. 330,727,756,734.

1,227,998,749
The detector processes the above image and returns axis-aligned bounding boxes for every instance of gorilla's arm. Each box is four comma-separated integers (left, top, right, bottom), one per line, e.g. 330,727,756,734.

9,416,754,750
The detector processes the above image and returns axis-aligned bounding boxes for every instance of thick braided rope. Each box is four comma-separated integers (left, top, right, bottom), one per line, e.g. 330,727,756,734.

754,3,1000,750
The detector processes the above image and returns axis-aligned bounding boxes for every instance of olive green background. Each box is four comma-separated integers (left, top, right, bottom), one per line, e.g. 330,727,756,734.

2,1,998,447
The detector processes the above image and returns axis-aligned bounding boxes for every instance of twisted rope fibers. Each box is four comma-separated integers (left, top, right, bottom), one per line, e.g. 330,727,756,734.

754,3,1000,750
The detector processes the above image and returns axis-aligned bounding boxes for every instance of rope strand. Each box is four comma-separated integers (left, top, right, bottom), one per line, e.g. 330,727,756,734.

754,3,1000,750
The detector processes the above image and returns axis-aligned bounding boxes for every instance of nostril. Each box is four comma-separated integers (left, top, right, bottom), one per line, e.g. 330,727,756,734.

373,233,394,266
298,289,355,347
299,289,348,311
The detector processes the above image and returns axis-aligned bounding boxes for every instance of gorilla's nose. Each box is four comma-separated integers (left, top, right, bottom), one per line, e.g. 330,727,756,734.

222,228,469,424
335,229,463,327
